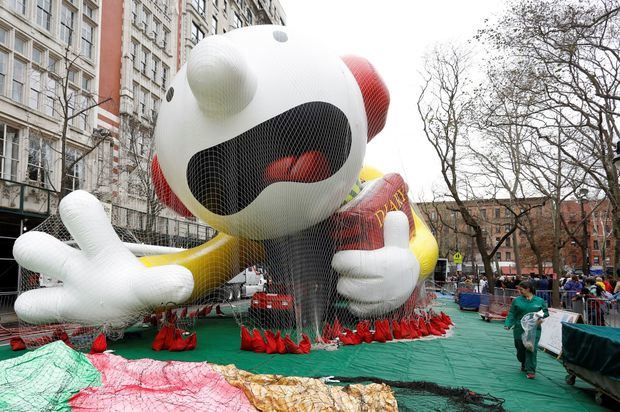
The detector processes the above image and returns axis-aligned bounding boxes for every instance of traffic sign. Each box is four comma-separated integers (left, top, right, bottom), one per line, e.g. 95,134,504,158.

453,252,463,264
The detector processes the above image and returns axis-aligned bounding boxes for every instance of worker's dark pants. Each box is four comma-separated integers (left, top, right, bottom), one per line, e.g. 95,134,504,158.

514,333,539,374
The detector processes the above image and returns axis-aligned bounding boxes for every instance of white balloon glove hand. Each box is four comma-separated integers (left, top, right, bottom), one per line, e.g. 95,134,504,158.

332,211,419,317
13,190,194,326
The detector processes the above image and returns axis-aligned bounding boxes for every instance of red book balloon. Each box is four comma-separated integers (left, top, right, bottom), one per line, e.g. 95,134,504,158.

252,329,266,353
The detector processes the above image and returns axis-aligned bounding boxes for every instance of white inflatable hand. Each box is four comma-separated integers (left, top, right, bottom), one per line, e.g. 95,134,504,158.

13,190,194,326
332,211,419,317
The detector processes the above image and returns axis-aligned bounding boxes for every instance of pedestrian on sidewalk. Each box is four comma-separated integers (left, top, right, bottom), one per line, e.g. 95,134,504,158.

504,280,549,379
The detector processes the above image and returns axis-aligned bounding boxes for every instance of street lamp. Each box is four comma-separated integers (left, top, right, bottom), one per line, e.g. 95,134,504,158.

577,188,590,277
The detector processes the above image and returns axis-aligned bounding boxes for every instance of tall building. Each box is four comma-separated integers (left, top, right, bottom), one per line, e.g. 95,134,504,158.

0,0,285,293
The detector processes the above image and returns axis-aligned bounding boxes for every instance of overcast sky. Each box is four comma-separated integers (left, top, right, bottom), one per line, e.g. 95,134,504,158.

278,0,506,200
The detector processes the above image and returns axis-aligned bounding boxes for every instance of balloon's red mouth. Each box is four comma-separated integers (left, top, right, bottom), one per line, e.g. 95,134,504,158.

264,151,331,184
186,102,352,216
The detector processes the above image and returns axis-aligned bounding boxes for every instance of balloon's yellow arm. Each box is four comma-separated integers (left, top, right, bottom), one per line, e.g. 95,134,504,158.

409,205,439,280
140,233,264,303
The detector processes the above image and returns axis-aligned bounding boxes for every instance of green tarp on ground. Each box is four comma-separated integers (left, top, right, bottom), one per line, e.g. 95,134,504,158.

0,301,614,411
0,341,101,411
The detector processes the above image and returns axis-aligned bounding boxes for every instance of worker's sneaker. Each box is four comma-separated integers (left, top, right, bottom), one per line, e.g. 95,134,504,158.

526,373,536,379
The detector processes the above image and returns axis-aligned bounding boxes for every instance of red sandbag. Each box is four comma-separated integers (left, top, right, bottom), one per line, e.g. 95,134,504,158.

284,335,303,354
356,321,373,343
189,310,198,319
428,323,443,336
252,329,266,353
179,307,188,318
339,329,358,345
441,312,453,325
408,320,420,339
200,305,214,317
400,319,412,339
264,330,278,354
90,333,107,354
373,320,388,343
169,334,190,351
321,323,333,343
10,337,26,351
185,333,197,350
392,320,403,339
152,325,173,351
216,305,224,316
418,318,429,337
331,173,415,251
275,331,287,354
298,334,311,354
382,319,393,341
332,318,343,339
240,326,254,351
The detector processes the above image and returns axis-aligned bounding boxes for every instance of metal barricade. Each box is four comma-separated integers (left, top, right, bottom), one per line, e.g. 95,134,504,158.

583,297,620,328
0,291,18,324
479,293,513,321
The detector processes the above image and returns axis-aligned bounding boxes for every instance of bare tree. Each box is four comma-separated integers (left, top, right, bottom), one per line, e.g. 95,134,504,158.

417,45,537,291
119,113,164,245
480,0,620,277
41,47,112,201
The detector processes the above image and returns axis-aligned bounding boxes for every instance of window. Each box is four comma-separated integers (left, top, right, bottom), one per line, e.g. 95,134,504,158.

27,134,53,187
12,59,26,103
480,209,486,219
430,210,437,220
29,69,42,110
131,0,138,21
0,124,19,180
593,256,600,264
0,51,7,95
234,12,242,28
211,16,218,34
192,0,206,14
37,0,53,31
605,239,610,250
32,47,44,66
161,64,169,86
152,96,160,119
593,240,599,250
506,251,511,261
140,88,149,115
212,0,218,10
14,35,27,55
48,55,59,74
494,208,500,219
44,77,56,116
140,48,149,75
163,29,170,50
151,57,159,83
65,146,85,191
495,225,500,234
191,22,204,43
9,0,26,14
506,237,511,247
68,69,77,83
81,21,94,58
60,4,75,46
83,1,95,19
505,208,511,217
81,75,91,91
496,252,501,261
505,224,510,232
0,27,7,45
132,42,140,70
246,9,252,25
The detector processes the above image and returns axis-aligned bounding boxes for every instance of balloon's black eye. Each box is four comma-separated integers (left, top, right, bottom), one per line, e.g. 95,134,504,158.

273,31,288,42
166,87,174,102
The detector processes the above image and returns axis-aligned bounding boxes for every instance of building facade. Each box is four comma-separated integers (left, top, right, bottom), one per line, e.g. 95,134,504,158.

0,0,285,292
419,197,616,277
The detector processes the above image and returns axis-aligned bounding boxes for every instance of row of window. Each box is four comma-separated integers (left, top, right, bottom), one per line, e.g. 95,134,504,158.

131,1,171,52
130,42,170,88
133,82,161,120
8,0,97,60
0,123,85,190
0,34,92,130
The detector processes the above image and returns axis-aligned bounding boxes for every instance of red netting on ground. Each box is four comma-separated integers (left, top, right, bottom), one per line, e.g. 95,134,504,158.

70,353,255,411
